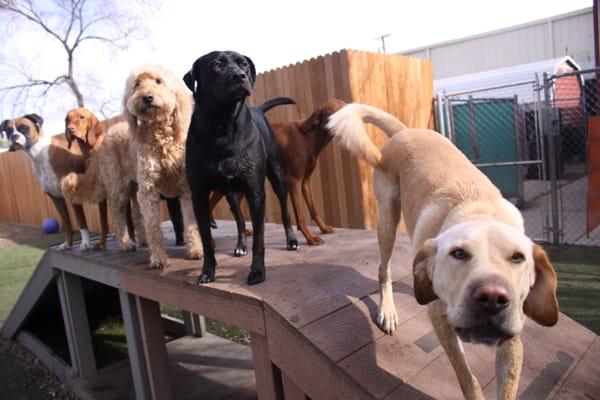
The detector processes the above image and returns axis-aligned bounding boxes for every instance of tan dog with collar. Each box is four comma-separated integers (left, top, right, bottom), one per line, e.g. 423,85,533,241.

2,113,93,250
327,103,558,400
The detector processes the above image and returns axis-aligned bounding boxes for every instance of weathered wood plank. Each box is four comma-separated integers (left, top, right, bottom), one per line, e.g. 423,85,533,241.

552,336,600,399
281,371,306,400
136,296,174,400
17,330,74,383
250,331,280,400
119,291,151,400
182,311,206,337
119,268,265,334
264,305,372,400
56,270,97,379
51,250,121,287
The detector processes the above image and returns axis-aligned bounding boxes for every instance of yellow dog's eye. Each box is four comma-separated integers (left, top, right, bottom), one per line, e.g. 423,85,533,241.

155,78,162,84
134,80,140,88
510,252,525,263
450,248,470,260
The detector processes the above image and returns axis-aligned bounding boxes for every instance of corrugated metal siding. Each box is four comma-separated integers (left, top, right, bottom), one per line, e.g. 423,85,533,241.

552,13,595,68
402,8,593,79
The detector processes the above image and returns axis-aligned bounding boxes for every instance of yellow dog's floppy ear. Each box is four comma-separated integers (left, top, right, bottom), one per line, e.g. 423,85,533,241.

524,245,559,326
412,239,439,305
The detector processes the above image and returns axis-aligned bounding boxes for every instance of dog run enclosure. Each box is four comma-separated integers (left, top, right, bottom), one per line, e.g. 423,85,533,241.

436,59,600,246
1,221,599,399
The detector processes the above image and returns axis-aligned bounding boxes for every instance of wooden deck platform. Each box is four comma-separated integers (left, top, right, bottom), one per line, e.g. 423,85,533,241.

2,221,599,400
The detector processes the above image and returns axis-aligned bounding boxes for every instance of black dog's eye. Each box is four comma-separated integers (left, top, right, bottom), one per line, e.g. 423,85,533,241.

239,60,248,68
510,252,525,263
450,248,470,260
212,61,222,69
155,78,162,84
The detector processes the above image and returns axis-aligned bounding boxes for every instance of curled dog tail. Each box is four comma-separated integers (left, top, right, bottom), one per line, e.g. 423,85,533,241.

325,103,407,167
257,97,296,114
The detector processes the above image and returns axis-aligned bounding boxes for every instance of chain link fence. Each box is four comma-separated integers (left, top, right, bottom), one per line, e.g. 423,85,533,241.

436,67,600,246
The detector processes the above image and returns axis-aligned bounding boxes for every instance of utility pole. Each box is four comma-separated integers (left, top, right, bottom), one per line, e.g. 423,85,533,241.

375,34,391,53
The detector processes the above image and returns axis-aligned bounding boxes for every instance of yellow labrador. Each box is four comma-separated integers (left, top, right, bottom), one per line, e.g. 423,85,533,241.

326,104,558,400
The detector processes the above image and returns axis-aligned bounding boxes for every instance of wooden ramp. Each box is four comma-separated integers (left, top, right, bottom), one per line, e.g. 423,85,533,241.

2,221,599,400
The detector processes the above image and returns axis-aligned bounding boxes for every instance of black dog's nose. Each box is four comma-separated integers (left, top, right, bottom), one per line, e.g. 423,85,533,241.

472,284,511,314
233,72,247,83
143,95,154,104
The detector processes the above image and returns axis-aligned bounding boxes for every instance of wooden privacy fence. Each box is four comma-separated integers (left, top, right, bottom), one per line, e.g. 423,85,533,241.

0,49,433,233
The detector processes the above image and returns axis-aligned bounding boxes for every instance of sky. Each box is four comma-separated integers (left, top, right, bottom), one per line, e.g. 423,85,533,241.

0,0,594,136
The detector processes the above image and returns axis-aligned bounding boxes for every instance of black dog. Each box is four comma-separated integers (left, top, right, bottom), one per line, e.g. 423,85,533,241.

184,50,298,285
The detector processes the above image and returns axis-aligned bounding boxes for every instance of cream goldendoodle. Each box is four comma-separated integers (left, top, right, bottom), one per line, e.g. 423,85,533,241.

61,118,146,252
123,64,202,268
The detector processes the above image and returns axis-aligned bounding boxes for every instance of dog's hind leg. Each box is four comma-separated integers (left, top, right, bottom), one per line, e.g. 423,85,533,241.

94,199,108,250
495,335,523,400
428,301,484,400
374,170,401,334
110,190,136,251
165,197,184,246
302,177,334,234
266,158,298,251
49,194,74,250
289,179,323,245
225,193,248,256
179,192,202,260
72,203,92,251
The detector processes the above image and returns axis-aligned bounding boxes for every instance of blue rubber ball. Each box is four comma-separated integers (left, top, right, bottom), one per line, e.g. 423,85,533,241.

42,218,60,234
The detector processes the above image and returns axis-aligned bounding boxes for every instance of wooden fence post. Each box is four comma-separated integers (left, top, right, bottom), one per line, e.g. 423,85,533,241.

182,311,206,337
250,332,281,400
119,291,151,400
56,270,97,379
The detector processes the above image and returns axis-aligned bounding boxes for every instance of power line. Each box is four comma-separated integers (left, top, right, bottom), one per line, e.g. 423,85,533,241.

375,33,391,53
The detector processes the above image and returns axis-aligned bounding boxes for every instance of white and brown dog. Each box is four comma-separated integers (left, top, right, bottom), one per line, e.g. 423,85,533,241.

2,114,93,250
327,104,559,400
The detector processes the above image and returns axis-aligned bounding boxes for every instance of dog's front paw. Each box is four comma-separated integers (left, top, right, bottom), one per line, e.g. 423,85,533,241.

287,238,299,251
148,253,168,269
320,225,334,234
234,244,248,257
57,242,72,251
377,303,399,335
187,247,203,260
119,238,136,252
93,241,107,251
247,268,266,285
306,236,324,246
79,241,93,252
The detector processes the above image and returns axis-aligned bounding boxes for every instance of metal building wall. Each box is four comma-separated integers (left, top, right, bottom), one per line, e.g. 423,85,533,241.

402,8,594,79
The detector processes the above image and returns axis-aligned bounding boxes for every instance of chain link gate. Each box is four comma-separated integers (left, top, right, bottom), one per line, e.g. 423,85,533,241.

437,80,550,243
436,67,600,246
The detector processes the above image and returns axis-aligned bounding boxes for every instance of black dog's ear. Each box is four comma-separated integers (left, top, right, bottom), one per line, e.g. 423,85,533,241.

24,113,44,129
183,69,195,92
244,56,256,87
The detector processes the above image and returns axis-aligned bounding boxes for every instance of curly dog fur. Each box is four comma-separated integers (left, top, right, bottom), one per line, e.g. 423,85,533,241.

123,64,202,268
61,117,146,252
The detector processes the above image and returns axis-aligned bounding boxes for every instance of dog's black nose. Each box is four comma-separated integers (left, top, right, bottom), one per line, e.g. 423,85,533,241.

143,95,154,104
233,72,247,83
472,284,511,314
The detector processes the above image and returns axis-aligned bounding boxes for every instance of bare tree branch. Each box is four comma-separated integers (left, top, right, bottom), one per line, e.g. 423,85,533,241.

0,0,152,115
